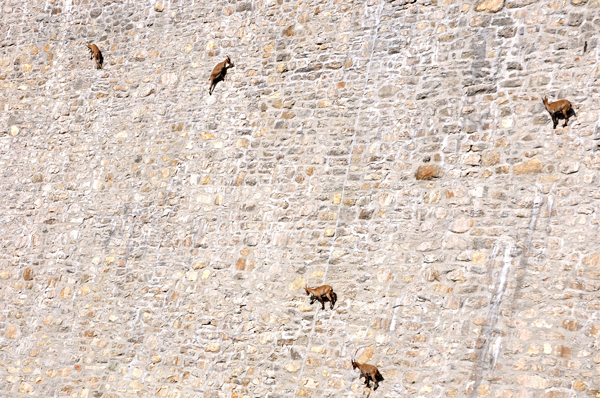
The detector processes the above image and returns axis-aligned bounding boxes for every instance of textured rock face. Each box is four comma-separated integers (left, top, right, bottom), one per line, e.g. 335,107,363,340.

474,0,505,13
1,1,600,398
415,165,443,180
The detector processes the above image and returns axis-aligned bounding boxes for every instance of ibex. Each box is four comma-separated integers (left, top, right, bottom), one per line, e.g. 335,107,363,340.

542,97,575,129
209,56,234,95
305,285,337,310
352,349,384,390
86,43,103,69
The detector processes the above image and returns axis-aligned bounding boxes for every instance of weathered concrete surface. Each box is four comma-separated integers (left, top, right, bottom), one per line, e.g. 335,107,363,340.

1,0,600,397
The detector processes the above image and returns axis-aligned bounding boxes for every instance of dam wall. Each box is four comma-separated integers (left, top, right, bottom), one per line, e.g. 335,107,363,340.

1,0,600,397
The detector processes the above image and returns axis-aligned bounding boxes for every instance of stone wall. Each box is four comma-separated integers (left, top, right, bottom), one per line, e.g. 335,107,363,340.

1,0,600,397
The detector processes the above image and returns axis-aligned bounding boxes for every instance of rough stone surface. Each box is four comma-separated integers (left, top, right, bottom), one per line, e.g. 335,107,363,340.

1,1,600,398
559,160,579,174
514,158,544,174
415,165,443,180
475,0,505,13
450,217,475,233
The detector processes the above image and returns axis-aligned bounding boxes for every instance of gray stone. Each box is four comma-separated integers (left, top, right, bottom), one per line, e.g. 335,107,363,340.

559,160,579,174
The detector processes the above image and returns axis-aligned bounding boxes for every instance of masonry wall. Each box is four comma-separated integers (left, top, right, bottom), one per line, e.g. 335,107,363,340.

1,0,600,397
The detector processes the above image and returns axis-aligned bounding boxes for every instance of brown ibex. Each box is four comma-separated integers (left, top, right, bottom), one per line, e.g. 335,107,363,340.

209,56,234,95
305,285,337,310
543,97,575,129
352,349,384,390
86,43,103,69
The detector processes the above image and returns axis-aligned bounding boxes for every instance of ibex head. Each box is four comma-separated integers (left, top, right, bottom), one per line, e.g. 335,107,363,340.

352,348,361,368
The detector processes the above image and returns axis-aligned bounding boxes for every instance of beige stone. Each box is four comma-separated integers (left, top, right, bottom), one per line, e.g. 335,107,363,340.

283,26,294,36
23,267,34,280
463,153,481,165
562,319,578,331
573,381,587,391
514,158,543,174
160,72,178,85
555,345,572,358
517,374,549,389
472,252,487,264
205,343,220,352
423,267,440,282
186,271,198,281
559,160,579,174
5,326,18,339
277,63,288,73
304,378,319,388
145,335,160,350
415,165,443,180
451,217,474,233
235,171,246,186
447,269,466,282
133,50,148,61
474,0,505,12
19,383,33,393
583,253,600,267
377,269,392,282
424,190,441,203
285,362,300,372
481,150,500,166
477,384,492,397
263,43,275,52
235,258,247,270
357,345,374,363
259,333,272,344
289,277,306,291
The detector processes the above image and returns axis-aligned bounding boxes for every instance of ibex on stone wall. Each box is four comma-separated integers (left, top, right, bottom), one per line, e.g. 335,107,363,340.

542,97,575,129
86,43,103,69
351,348,384,390
305,285,337,310
209,56,234,95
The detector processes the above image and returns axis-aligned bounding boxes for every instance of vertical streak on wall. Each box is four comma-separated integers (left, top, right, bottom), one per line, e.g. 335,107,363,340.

468,242,513,397
511,190,543,300
292,2,386,396
468,190,543,396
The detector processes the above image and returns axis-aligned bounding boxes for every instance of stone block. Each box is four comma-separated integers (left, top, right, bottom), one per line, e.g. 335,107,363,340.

415,165,443,180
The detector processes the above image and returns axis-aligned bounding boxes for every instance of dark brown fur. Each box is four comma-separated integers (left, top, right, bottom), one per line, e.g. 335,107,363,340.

209,56,234,95
352,349,384,390
543,97,574,129
305,285,337,310
86,43,103,69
